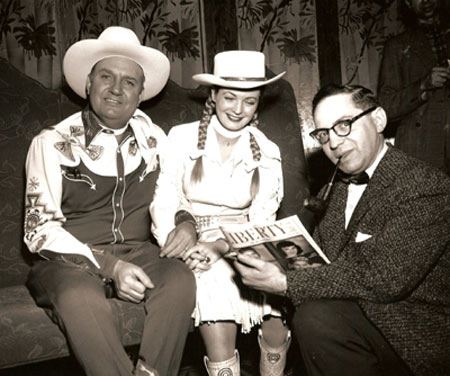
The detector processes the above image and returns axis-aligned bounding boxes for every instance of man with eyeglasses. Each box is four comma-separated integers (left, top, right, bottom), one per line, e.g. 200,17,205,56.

234,84,450,376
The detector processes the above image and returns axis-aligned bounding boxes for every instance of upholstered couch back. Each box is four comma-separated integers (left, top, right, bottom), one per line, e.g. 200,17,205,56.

0,57,309,289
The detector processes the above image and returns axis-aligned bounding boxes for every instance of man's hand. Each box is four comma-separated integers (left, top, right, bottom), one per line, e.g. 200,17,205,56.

182,240,227,272
160,222,197,259
234,253,287,295
422,67,450,90
112,260,154,303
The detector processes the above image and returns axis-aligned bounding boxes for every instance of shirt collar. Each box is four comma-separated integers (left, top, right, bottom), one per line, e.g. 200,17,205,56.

82,105,134,147
82,106,103,148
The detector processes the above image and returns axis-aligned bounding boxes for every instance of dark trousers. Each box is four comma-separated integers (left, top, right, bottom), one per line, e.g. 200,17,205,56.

292,300,413,376
27,242,196,376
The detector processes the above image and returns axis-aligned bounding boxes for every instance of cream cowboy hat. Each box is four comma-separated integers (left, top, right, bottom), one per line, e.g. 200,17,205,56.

63,26,170,101
192,50,285,89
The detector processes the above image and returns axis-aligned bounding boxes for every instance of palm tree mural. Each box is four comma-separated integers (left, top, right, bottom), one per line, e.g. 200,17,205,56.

141,0,170,46
14,15,56,59
0,0,23,44
339,0,397,83
237,0,316,65
159,19,200,61
277,30,315,64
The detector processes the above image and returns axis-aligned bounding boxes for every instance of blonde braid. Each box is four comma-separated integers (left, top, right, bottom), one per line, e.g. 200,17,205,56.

190,93,215,184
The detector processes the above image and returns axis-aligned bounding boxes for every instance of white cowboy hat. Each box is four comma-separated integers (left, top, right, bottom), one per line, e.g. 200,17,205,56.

63,26,170,101
192,50,285,89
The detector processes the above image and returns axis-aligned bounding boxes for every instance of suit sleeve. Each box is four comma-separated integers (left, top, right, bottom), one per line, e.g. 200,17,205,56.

286,174,450,306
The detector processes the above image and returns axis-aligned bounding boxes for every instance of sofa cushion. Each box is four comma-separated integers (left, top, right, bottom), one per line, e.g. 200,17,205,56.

0,58,63,288
0,285,147,368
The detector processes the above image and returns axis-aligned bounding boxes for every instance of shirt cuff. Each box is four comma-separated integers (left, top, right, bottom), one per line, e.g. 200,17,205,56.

92,250,120,279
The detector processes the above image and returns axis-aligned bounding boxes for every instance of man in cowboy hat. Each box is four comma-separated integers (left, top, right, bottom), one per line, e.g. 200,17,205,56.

23,26,198,376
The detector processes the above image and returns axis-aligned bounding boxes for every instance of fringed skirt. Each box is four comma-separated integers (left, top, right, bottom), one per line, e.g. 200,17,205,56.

191,252,281,333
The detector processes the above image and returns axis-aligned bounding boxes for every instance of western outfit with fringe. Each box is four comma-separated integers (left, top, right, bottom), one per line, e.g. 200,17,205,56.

151,115,284,332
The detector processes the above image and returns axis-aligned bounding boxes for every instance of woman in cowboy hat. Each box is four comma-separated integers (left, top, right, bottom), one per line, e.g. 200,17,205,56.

151,50,291,376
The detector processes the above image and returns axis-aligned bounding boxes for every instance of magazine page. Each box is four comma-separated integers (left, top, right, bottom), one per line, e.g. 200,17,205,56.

221,215,330,272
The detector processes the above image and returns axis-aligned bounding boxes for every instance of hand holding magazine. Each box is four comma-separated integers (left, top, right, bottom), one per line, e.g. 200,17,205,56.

222,215,330,272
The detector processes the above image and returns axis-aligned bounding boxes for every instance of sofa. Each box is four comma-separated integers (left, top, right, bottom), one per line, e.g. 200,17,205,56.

0,56,310,372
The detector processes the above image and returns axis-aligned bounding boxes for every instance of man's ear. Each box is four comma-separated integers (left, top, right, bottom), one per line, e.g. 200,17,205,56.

373,107,387,134
85,76,91,96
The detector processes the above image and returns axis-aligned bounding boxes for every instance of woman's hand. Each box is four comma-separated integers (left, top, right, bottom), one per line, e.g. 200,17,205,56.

182,239,229,272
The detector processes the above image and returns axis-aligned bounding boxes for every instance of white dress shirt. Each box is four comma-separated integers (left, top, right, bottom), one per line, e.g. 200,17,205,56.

345,143,388,228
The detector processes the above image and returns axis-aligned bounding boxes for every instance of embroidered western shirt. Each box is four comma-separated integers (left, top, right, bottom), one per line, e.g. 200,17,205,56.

24,109,167,274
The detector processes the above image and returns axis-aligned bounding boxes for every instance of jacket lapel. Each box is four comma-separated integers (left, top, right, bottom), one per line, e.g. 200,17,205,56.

319,181,348,259
342,147,405,247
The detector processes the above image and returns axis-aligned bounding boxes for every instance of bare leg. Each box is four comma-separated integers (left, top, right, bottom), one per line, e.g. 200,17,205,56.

199,321,238,361
260,316,289,347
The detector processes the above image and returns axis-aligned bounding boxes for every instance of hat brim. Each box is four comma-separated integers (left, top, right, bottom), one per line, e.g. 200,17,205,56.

63,39,170,101
192,71,286,89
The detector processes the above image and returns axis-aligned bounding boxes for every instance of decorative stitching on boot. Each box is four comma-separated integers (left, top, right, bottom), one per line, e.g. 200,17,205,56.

267,352,281,364
218,368,233,376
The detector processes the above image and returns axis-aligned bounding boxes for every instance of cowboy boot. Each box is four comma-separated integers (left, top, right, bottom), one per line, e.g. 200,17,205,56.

133,357,160,376
204,349,240,376
258,329,291,376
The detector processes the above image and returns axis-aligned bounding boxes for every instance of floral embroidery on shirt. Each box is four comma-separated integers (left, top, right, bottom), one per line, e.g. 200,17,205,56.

147,136,157,148
129,140,138,156
24,193,58,243
54,140,75,161
86,144,104,160
28,177,40,191
70,125,84,137
140,155,159,182
56,130,104,161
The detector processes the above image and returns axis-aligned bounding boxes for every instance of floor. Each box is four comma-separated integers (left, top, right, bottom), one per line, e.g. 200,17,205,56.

0,330,305,376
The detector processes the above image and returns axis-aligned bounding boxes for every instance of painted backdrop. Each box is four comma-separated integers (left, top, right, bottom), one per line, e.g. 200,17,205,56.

0,0,404,152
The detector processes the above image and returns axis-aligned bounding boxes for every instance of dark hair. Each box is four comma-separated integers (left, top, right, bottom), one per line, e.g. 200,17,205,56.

190,86,262,198
276,240,303,254
312,84,380,116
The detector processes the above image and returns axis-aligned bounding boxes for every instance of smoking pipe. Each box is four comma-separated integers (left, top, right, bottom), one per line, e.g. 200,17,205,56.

304,158,341,214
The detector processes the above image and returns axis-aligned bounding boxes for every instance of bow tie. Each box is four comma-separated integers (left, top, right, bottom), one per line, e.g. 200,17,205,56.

337,170,369,185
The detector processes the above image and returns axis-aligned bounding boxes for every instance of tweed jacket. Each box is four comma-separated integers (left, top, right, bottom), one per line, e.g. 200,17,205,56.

286,146,450,375
378,27,450,174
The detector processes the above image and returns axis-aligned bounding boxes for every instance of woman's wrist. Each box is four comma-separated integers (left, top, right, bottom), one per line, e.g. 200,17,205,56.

216,238,230,255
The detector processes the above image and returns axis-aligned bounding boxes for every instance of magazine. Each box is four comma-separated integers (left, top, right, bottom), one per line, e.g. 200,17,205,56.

221,215,330,272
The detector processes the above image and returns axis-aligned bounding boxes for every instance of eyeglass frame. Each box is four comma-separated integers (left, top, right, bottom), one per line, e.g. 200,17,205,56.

310,106,378,145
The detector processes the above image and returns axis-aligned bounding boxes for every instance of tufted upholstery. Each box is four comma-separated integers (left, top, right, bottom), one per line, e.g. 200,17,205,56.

0,57,309,369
